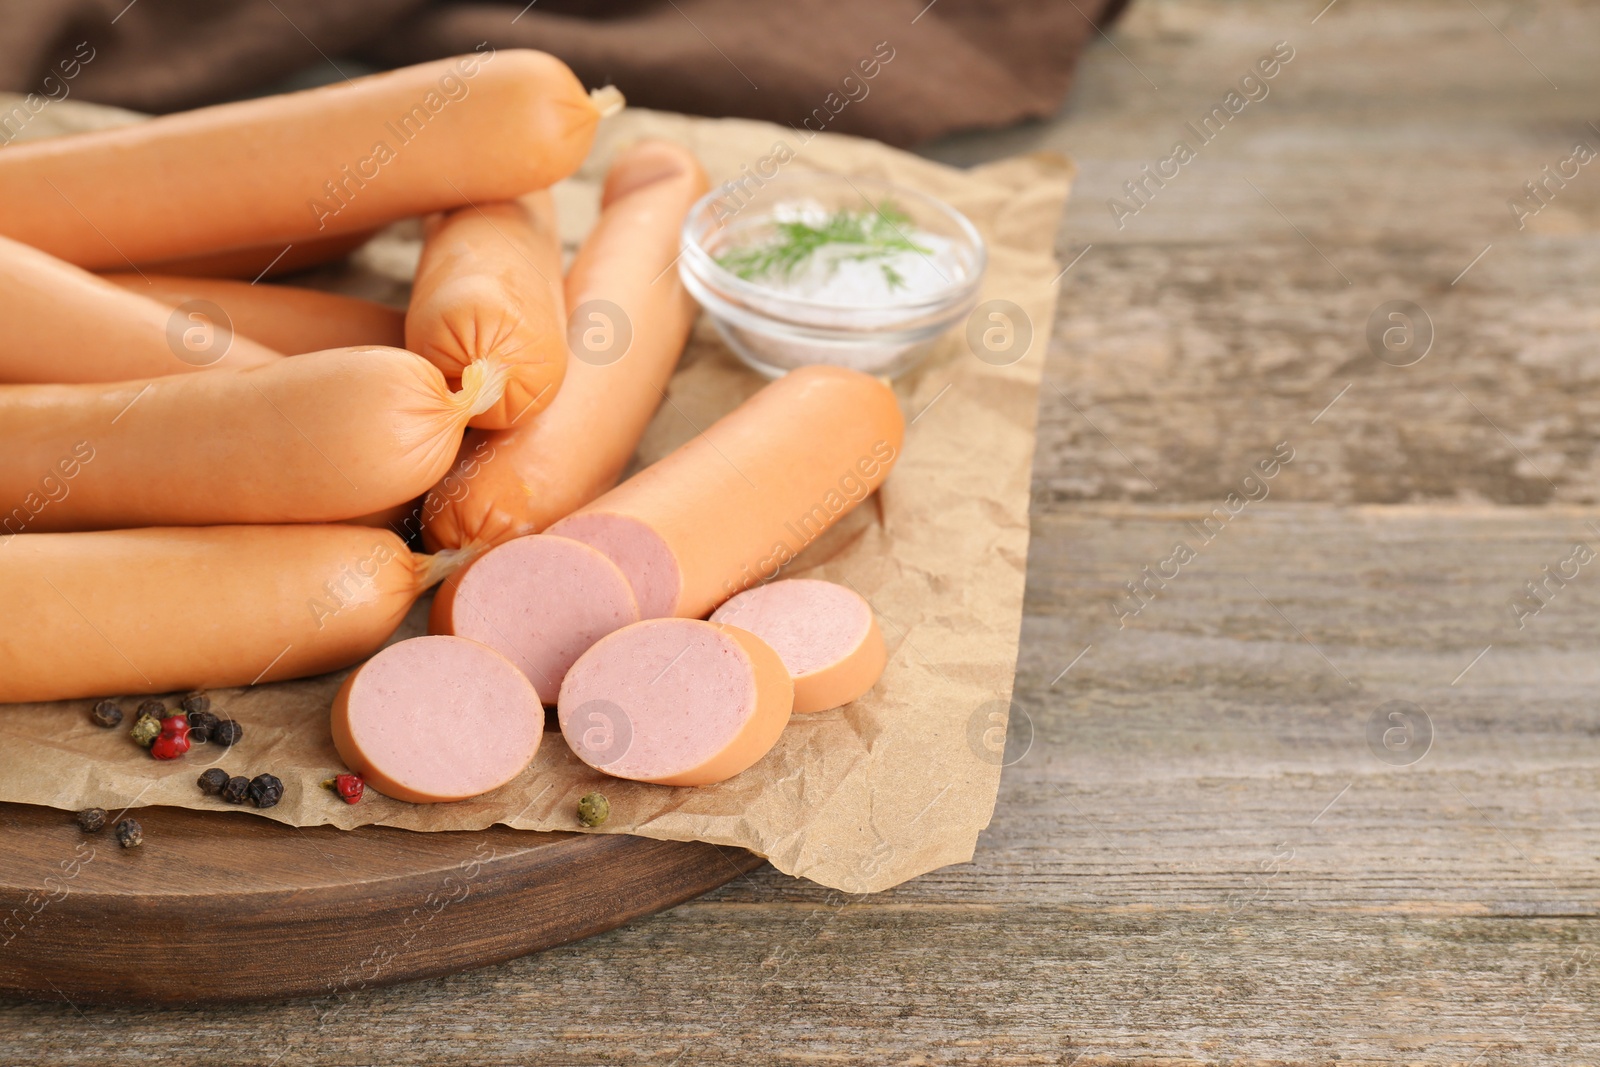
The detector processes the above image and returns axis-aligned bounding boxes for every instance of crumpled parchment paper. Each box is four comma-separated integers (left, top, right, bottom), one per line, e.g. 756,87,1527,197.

0,97,1071,893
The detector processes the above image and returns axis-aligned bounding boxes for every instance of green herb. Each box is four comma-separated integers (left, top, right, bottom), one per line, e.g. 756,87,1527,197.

717,202,932,291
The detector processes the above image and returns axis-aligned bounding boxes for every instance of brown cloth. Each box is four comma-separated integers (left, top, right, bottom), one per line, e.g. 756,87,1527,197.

0,0,1128,146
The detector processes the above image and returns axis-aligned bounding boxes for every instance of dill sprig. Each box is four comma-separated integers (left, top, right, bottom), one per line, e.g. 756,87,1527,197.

717,202,932,291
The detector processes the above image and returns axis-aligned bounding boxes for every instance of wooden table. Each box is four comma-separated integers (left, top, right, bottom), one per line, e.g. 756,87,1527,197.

5,1,1598,1061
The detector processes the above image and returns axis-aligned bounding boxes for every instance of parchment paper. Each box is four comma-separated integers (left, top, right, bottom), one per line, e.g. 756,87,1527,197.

0,99,1071,893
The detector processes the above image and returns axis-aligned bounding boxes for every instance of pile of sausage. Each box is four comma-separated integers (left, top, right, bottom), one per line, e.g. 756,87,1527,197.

0,50,904,801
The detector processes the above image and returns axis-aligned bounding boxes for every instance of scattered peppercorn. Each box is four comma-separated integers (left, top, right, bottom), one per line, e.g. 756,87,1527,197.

90,700,124,729
577,792,610,827
248,773,284,809
149,715,192,760
221,776,251,804
321,773,365,804
129,712,162,748
197,767,230,796
186,709,219,744
180,692,211,717
136,698,166,718
76,807,107,833
211,719,244,747
115,818,143,848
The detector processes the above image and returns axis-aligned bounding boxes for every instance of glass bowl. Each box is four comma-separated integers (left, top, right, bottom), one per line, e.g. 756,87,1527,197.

678,172,987,379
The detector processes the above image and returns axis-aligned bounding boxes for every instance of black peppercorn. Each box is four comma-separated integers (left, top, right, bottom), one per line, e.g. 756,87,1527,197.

136,698,166,719
211,719,244,747
115,819,143,848
180,692,211,716
221,775,251,804
90,700,124,729
197,767,230,795
187,709,219,743
248,773,284,809
76,807,107,833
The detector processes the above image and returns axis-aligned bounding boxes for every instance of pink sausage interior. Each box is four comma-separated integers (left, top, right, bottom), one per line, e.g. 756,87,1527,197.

440,534,639,700
341,635,542,801
546,512,681,619
710,578,871,678
558,619,756,781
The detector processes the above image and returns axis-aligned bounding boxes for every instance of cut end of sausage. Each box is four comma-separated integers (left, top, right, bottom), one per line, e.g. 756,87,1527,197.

545,512,683,619
330,635,543,803
710,579,887,714
429,534,639,700
557,618,793,786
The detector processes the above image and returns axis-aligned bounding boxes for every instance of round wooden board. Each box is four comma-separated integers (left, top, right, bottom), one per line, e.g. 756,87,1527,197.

0,801,763,1006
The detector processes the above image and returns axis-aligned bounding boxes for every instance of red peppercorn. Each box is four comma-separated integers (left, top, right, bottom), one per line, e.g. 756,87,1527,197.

321,773,365,804
149,715,191,760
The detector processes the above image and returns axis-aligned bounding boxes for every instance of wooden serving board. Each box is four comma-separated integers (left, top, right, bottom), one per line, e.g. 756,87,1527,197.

0,801,762,1006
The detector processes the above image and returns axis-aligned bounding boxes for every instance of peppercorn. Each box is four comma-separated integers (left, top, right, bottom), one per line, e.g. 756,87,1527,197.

220,776,251,804
321,773,365,804
90,700,124,729
76,807,107,833
115,818,143,848
577,792,610,827
149,715,191,760
136,698,166,718
248,773,284,809
180,691,211,717
197,767,230,796
129,712,163,748
187,709,219,744
211,719,244,747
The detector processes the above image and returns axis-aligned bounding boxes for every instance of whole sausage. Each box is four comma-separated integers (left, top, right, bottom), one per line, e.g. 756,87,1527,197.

0,235,282,384
0,51,610,269
133,228,380,281
547,366,905,620
423,140,709,550
0,525,466,703
0,347,501,532
104,273,405,354
404,190,567,429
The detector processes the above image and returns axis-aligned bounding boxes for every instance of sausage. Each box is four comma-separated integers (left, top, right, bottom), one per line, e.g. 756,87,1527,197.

0,346,501,531
133,228,380,281
104,273,406,354
331,635,544,803
0,525,465,702
429,534,639,701
404,190,566,429
0,234,283,384
709,579,887,713
557,618,793,786
422,140,709,550
0,51,609,270
546,366,905,620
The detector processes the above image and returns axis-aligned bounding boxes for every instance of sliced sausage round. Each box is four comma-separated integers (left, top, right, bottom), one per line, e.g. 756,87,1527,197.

429,534,639,702
331,635,543,804
710,579,887,713
557,618,794,786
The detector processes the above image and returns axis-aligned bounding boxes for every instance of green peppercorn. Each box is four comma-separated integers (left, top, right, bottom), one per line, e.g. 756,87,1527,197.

76,807,107,833
115,818,143,848
197,768,230,795
187,710,219,744
180,692,211,716
577,792,610,827
129,712,162,748
248,773,284,809
90,700,124,729
211,719,244,747
220,775,251,804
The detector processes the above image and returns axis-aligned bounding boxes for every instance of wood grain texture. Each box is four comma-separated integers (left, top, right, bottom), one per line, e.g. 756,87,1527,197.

4,0,1599,1062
